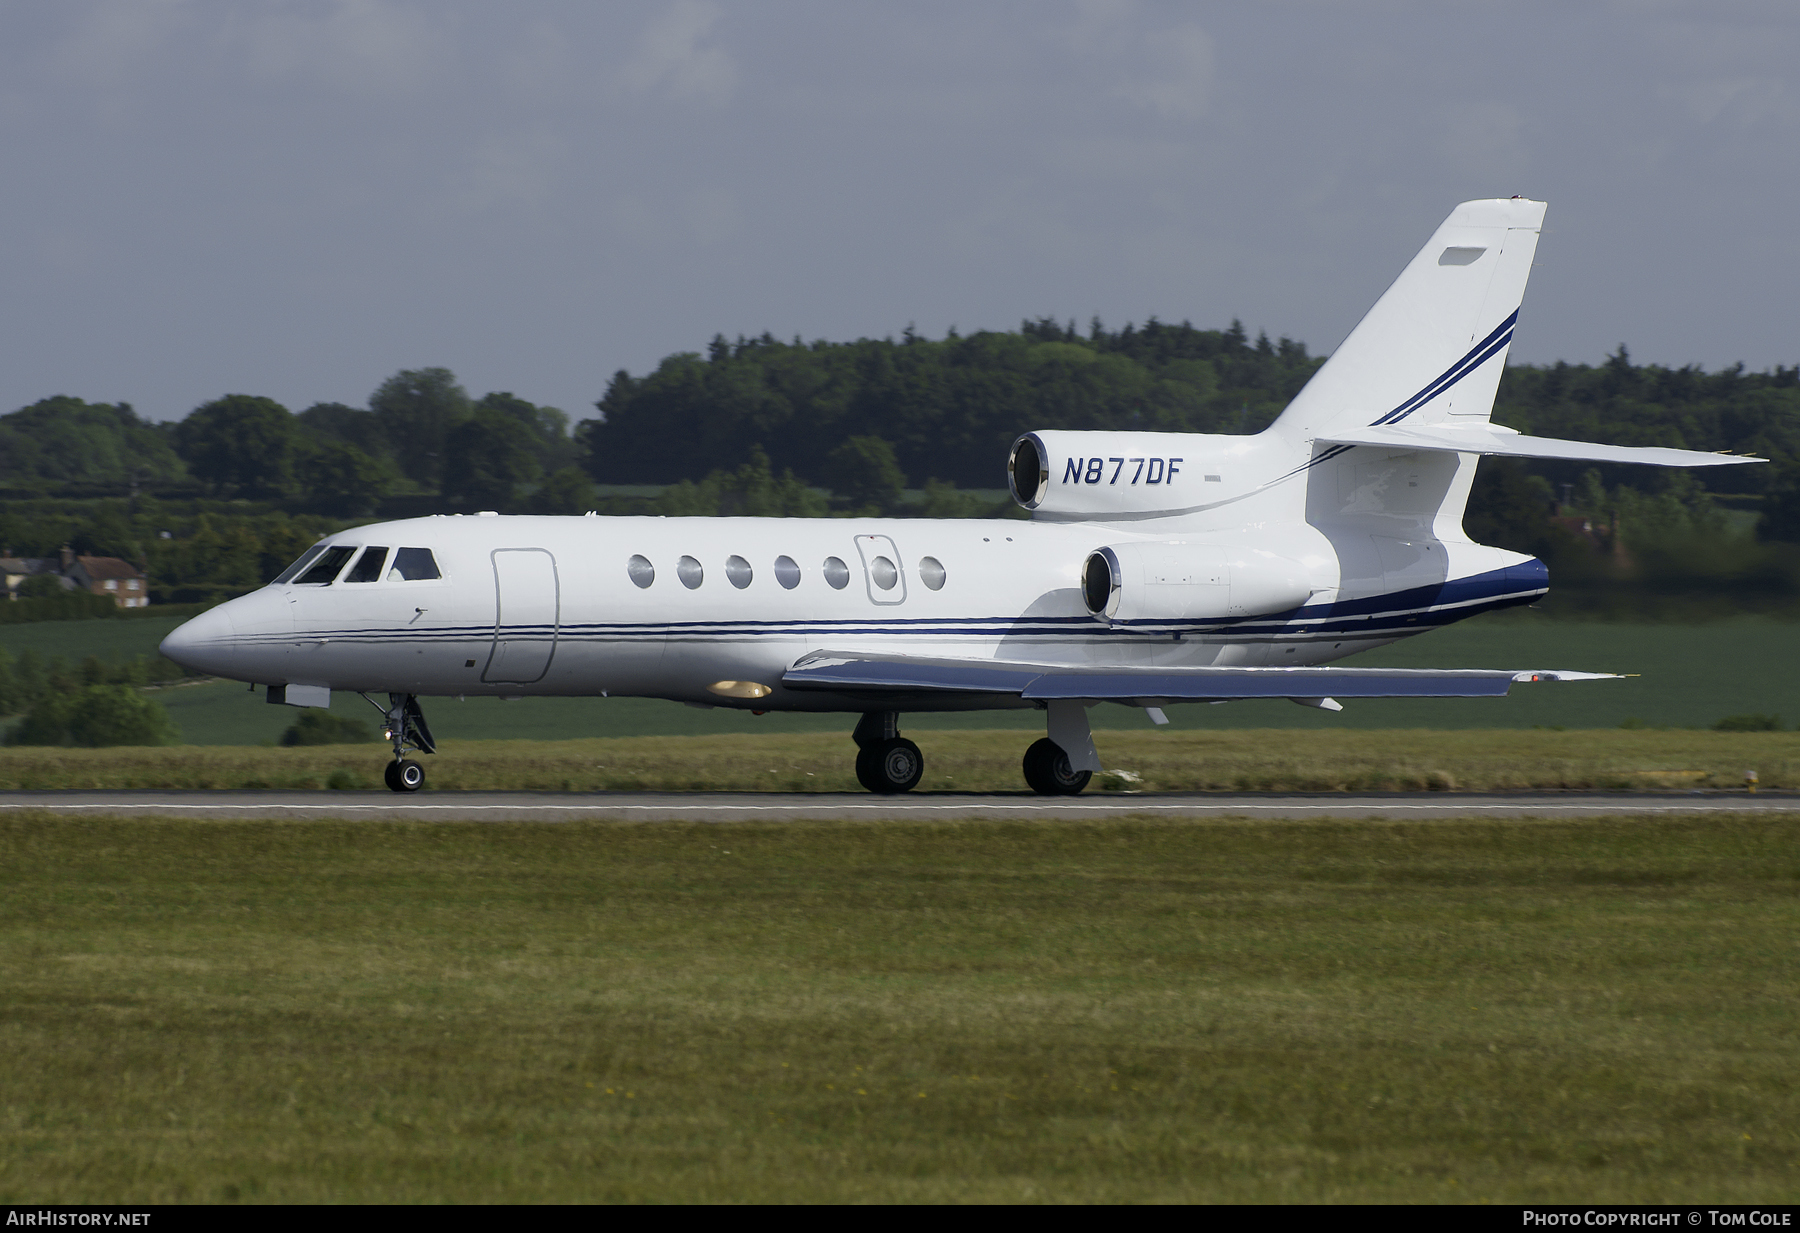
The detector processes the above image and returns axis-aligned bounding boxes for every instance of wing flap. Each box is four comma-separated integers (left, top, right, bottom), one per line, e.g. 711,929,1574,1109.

782,651,1618,702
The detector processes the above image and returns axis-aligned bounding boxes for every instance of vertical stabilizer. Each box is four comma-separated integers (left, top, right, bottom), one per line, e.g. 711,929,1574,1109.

1274,198,1545,443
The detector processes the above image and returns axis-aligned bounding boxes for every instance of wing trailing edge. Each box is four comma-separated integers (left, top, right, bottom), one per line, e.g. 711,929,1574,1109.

782,651,1617,703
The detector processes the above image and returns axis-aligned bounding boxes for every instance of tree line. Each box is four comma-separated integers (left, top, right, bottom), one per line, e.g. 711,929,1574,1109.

4,323,1800,610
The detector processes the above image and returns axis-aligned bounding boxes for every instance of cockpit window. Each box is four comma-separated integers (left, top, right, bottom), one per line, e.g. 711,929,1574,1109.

387,547,441,581
345,547,388,583
273,543,328,585
295,545,356,586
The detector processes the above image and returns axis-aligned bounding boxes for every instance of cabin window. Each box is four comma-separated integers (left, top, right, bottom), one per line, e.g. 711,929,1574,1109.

678,555,704,589
726,555,753,589
387,547,441,581
823,556,850,590
919,556,946,590
870,556,898,590
274,543,329,584
345,547,388,583
627,555,655,588
296,545,356,585
774,555,801,589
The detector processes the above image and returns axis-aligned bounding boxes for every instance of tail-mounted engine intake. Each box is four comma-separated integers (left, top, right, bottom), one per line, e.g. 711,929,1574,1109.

1083,541,1318,627
1010,429,1254,517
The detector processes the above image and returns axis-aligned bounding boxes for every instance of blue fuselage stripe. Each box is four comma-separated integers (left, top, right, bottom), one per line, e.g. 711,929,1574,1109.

257,563,1545,650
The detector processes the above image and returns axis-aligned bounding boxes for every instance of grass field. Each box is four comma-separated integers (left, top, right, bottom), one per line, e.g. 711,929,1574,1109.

5,612,1799,744
2,811,1796,1203
2,728,1798,792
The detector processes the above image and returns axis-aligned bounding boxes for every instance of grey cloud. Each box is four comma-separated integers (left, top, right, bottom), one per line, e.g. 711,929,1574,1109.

0,0,1793,428
619,0,735,104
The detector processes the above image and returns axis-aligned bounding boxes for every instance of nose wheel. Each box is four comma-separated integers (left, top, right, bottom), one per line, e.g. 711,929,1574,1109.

384,759,425,792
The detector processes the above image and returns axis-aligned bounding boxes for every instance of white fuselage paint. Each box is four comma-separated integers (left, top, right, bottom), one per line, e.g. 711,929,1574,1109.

168,198,1615,717
162,442,1540,717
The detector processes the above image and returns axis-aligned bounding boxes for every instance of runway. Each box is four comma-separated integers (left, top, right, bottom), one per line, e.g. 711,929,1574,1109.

1,789,1795,821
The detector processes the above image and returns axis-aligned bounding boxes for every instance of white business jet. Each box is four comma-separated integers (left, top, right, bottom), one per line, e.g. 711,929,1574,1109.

160,198,1760,793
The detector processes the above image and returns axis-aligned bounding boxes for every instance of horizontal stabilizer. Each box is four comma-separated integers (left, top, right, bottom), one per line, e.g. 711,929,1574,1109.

783,651,1617,703
1317,423,1763,468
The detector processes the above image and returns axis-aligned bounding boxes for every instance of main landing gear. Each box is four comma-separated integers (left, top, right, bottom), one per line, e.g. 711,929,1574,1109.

1022,737,1092,796
846,704,1100,796
363,692,436,793
852,711,924,794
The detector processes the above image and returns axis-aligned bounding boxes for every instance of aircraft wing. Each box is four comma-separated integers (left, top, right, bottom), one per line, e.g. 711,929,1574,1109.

781,651,1617,702
1316,423,1762,468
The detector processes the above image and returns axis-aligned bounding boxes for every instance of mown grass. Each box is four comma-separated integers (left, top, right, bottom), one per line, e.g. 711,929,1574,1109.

0,728,1797,793
1,812,1797,1202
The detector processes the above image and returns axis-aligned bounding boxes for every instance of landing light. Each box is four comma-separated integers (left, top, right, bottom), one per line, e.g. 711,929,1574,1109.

708,680,773,699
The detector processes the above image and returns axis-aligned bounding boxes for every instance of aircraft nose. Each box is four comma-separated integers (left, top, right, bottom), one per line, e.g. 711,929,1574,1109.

159,605,238,677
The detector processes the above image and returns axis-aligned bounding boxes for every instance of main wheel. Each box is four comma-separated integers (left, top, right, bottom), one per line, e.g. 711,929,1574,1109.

1022,738,1090,795
385,759,425,793
855,737,924,794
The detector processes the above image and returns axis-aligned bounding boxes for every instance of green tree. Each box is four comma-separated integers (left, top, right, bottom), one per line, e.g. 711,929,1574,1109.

280,710,374,746
71,501,139,560
827,435,907,514
1759,463,1800,544
476,392,581,476
291,438,401,516
0,396,186,489
652,446,828,517
7,692,72,745
370,368,472,487
0,648,18,718
1463,459,1560,556
174,395,298,498
581,321,1320,491
297,402,396,462
917,478,1004,518
442,408,541,510
529,466,599,515
62,684,178,746
145,513,267,601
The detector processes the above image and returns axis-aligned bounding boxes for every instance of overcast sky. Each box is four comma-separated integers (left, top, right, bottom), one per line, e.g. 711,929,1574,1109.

2,0,1795,425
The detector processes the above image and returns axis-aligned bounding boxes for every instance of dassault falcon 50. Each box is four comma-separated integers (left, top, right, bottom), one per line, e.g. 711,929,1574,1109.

160,198,1761,793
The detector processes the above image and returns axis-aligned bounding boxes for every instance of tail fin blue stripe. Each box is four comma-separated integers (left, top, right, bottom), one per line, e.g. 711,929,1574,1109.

1370,309,1519,426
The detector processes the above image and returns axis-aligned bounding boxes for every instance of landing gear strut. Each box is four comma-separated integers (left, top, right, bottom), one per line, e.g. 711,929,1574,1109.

1022,700,1100,795
366,692,435,793
852,710,923,794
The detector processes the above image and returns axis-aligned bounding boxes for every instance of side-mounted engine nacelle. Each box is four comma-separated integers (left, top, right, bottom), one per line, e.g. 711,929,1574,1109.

1082,541,1318,627
1010,429,1244,516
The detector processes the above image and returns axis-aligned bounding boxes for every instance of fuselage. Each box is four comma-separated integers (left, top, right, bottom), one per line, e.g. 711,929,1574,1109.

160,509,1545,714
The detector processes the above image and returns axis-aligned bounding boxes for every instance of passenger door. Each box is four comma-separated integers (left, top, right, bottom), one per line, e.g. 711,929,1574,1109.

483,548,559,683
853,534,907,605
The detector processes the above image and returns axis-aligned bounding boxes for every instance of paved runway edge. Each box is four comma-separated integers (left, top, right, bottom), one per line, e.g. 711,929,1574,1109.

2,790,1796,821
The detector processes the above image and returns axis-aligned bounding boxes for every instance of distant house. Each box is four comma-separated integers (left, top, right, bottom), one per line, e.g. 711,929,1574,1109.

1,554,64,602
0,547,150,607
0,558,34,599
60,547,150,608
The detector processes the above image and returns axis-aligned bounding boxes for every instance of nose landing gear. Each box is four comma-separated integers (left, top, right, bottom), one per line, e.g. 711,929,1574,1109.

366,692,435,793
